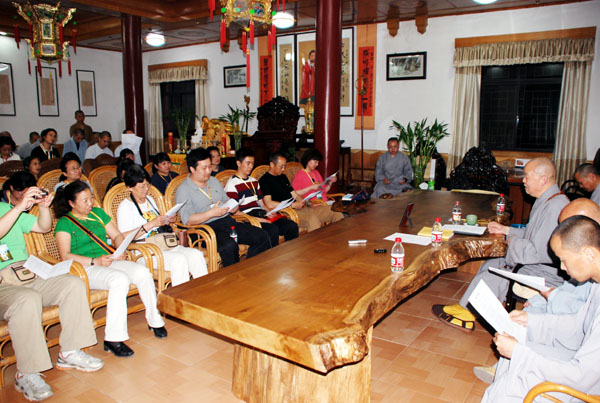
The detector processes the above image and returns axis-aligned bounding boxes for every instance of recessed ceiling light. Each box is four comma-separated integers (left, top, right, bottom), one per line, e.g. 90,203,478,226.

472,0,497,4
145,32,165,47
0,32,7,36
272,12,295,29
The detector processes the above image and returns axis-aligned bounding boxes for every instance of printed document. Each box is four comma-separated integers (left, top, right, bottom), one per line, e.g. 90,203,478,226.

24,255,73,279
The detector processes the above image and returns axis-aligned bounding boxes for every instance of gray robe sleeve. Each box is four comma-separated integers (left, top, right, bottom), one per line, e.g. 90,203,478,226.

374,154,387,182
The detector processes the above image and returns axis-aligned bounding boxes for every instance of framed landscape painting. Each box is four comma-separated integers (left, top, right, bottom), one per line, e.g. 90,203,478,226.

36,66,59,116
386,52,427,80
0,62,15,116
76,70,97,116
223,65,246,88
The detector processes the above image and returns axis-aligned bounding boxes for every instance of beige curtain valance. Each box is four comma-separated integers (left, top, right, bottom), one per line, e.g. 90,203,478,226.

454,37,595,67
148,64,207,84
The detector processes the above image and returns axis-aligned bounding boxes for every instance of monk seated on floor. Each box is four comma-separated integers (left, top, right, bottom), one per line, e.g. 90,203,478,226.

371,137,413,198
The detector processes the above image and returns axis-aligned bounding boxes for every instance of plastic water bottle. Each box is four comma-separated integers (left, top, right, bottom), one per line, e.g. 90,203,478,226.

432,217,443,247
452,201,462,224
496,193,506,216
390,237,405,273
230,225,238,243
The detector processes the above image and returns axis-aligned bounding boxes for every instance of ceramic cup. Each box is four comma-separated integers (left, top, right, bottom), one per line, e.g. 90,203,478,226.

466,214,478,225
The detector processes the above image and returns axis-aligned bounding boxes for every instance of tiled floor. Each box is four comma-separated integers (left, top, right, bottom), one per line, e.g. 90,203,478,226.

0,269,496,402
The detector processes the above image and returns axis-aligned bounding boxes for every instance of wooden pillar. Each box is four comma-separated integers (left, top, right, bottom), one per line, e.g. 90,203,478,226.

314,0,341,180
121,14,147,163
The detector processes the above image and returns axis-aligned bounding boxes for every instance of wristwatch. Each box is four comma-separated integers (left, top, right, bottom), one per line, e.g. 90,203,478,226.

90,258,95,266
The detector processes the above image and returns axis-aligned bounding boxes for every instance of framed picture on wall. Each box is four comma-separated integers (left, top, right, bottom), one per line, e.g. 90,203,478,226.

36,66,59,116
0,62,16,116
223,65,246,88
275,34,296,106
76,70,97,116
386,52,427,80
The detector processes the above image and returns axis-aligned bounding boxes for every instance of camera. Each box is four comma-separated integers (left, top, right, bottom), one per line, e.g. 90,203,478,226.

34,189,49,200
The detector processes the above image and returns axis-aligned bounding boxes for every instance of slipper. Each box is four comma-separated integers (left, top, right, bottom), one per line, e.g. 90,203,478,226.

432,304,475,333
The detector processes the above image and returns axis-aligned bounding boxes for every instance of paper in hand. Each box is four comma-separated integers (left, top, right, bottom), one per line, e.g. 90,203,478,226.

302,191,321,202
488,267,549,292
267,198,294,216
165,200,186,218
112,227,141,258
24,255,73,279
322,171,338,186
468,279,526,343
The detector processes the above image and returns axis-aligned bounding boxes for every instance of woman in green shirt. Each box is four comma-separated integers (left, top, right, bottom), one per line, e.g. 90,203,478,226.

55,181,167,358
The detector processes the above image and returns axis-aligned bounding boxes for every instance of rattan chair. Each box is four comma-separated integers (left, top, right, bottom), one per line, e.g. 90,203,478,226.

39,158,62,176
250,165,269,180
144,162,153,175
178,160,188,175
25,205,156,332
0,160,24,177
83,154,118,174
215,169,238,188
103,183,170,292
524,382,600,403
0,176,8,188
284,161,303,185
88,165,117,204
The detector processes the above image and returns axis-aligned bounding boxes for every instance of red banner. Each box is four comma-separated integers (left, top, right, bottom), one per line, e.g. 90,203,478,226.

357,46,375,117
259,55,273,106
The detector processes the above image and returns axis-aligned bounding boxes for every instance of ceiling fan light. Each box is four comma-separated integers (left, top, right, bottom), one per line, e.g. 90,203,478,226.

472,0,497,4
145,32,165,47
272,12,295,29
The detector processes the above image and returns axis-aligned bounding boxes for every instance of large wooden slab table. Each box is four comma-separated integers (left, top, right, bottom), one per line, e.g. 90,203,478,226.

158,191,507,402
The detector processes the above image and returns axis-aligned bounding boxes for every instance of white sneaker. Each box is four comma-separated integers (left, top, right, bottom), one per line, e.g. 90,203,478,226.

57,350,104,372
14,372,54,402
473,365,496,384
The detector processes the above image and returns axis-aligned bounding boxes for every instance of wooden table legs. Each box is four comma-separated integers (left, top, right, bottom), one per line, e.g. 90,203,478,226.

232,328,373,403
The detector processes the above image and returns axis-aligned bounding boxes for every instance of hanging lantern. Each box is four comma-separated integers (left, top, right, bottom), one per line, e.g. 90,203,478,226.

13,2,76,74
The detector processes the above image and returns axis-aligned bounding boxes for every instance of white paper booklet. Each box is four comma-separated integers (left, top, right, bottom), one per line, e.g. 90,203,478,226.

488,267,549,292
302,191,321,202
165,200,186,218
322,171,338,186
267,198,294,216
442,224,487,236
112,227,141,258
24,255,73,279
384,232,432,246
468,279,527,343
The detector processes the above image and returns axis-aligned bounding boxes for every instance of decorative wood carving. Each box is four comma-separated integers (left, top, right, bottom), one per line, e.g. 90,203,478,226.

415,14,428,34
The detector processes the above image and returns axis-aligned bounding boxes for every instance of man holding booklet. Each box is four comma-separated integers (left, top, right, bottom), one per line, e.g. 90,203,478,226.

481,215,600,401
0,184,103,401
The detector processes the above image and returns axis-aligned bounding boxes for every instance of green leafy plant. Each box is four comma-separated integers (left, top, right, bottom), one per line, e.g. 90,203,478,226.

168,108,197,148
389,118,450,186
219,105,241,130
219,105,257,150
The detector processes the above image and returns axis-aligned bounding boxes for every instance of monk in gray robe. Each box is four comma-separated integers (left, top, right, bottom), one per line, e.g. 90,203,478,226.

483,215,600,402
574,163,600,205
372,137,413,198
432,158,569,331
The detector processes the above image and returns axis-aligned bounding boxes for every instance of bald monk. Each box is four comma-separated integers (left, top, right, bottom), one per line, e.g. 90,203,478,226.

482,215,600,401
432,158,569,332
574,163,600,205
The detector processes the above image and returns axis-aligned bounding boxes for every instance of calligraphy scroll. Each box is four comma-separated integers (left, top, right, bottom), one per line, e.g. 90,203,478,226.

259,55,273,106
356,46,374,117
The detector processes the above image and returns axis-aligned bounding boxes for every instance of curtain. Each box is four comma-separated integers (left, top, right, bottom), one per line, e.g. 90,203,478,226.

449,36,594,176
553,61,592,186
447,66,481,172
147,63,208,154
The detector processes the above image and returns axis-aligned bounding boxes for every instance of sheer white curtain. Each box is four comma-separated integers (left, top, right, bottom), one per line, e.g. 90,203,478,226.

553,61,593,186
148,62,208,155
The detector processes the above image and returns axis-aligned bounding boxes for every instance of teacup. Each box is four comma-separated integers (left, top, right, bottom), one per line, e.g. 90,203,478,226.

466,214,478,226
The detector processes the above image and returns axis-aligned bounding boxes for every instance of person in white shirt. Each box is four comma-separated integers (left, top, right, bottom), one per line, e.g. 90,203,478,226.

84,131,113,160
17,131,40,159
0,137,21,163
117,165,208,285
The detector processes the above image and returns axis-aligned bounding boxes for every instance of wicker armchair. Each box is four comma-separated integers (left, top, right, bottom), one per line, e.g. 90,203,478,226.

251,165,270,181
0,160,24,177
83,154,117,174
284,161,302,185
88,165,117,204
39,158,62,176
524,382,600,403
144,162,153,175
103,183,170,292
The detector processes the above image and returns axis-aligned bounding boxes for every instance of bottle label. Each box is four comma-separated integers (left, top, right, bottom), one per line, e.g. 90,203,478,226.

432,232,442,243
391,254,404,270
231,235,238,243
452,213,461,222
497,203,505,213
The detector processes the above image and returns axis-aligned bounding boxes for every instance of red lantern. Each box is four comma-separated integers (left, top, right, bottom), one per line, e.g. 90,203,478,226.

249,20,254,45
13,24,20,49
246,51,250,88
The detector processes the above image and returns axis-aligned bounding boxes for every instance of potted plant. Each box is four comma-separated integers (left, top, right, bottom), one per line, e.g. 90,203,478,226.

389,118,450,186
168,108,196,152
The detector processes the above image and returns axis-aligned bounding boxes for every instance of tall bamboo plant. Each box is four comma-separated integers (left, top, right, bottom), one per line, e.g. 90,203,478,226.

168,108,197,151
389,118,450,185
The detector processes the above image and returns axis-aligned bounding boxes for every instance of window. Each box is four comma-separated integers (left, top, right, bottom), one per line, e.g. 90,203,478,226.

160,80,195,138
479,63,563,152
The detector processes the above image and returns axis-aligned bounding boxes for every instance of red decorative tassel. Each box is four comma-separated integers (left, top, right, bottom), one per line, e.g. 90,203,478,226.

220,18,226,49
242,31,247,53
14,24,20,49
209,0,215,20
246,51,250,88
58,60,62,77
59,25,64,44
37,58,41,76
72,28,77,53
28,23,33,42
68,58,72,75
27,58,31,75
268,31,272,54
283,0,285,12
277,0,280,11
249,20,254,45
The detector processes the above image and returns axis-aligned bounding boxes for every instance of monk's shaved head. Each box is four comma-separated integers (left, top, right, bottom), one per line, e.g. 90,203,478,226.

530,157,556,181
559,199,600,224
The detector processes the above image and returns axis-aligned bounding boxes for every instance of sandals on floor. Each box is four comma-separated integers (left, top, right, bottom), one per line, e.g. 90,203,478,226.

431,304,475,333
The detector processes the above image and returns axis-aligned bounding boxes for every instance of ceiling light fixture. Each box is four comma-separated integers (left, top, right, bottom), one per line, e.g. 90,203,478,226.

472,0,497,4
0,32,7,36
145,32,165,47
272,12,294,29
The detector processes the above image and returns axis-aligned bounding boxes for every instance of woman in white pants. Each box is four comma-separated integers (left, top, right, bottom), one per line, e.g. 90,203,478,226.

55,180,167,358
117,165,208,286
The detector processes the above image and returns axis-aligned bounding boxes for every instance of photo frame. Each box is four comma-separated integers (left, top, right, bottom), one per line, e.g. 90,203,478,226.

276,27,354,116
386,52,427,81
76,70,97,116
0,62,16,116
36,66,59,116
223,65,247,88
